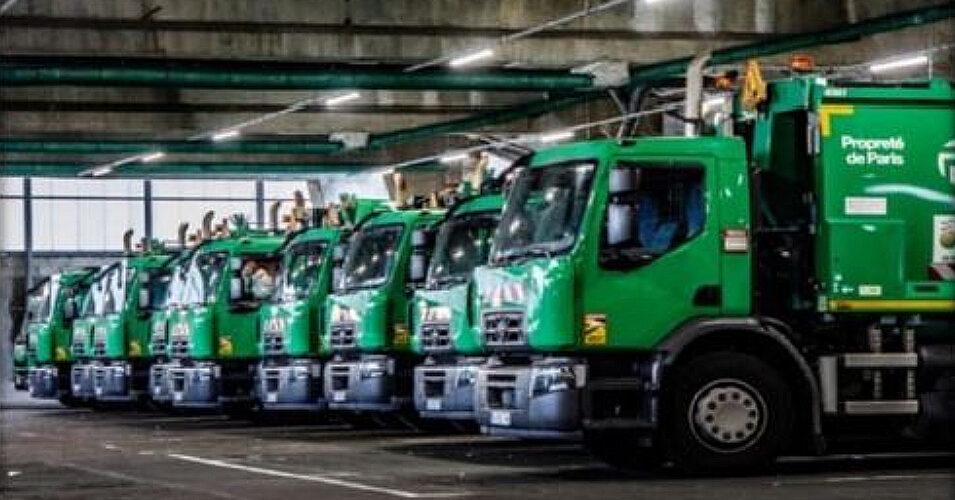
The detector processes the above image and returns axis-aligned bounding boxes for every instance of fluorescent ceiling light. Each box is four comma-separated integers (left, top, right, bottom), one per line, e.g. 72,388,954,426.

88,166,113,177
325,92,361,106
439,152,469,164
211,129,241,142
869,55,929,73
141,151,165,162
449,49,494,68
538,130,574,143
703,95,727,109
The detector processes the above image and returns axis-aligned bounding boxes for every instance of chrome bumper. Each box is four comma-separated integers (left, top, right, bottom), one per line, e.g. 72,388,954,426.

255,360,324,411
149,362,173,402
28,366,60,399
413,359,483,420
475,359,584,439
70,362,97,400
92,362,139,402
324,355,407,411
14,368,29,391
168,363,220,408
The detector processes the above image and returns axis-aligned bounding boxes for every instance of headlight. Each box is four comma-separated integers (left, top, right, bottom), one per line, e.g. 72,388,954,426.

265,316,287,334
532,366,575,396
421,304,452,323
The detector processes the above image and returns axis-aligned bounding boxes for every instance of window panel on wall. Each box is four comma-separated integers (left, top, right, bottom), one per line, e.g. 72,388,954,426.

264,180,309,201
151,200,258,243
32,178,143,198
1,177,24,196
0,199,25,251
152,179,255,199
32,199,144,251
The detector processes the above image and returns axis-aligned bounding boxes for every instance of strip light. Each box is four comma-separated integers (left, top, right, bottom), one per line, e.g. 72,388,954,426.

449,49,495,68
325,92,361,106
211,129,241,142
141,151,166,162
869,54,929,73
538,130,574,143
439,152,469,164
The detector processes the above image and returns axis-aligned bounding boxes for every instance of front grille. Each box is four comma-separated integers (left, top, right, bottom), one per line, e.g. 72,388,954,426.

71,342,85,356
486,373,518,409
151,341,167,355
330,365,350,390
482,311,526,347
93,341,106,357
170,336,189,357
420,322,451,350
26,345,36,358
263,332,284,355
329,323,356,349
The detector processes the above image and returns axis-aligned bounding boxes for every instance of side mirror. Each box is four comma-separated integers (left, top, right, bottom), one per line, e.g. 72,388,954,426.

230,277,243,301
230,257,242,271
139,288,150,310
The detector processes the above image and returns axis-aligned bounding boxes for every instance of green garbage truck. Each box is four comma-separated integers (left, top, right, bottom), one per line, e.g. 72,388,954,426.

254,196,387,411
90,233,178,403
23,268,97,403
70,264,122,403
166,213,285,409
411,190,504,420
473,76,955,472
323,207,444,411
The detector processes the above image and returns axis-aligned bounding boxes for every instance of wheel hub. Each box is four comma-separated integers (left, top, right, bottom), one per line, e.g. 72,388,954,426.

689,379,765,453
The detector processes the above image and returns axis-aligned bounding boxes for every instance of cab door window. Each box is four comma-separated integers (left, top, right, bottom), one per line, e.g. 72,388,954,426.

600,163,705,270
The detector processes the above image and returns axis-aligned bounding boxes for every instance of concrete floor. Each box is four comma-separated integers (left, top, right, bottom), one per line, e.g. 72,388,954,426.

1,397,953,499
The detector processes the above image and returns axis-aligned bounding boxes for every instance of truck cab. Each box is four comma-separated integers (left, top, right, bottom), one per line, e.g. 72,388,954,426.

25,270,96,401
148,252,193,404
323,208,444,411
166,219,284,409
254,225,342,410
473,76,955,471
90,248,177,403
70,264,122,403
411,193,503,420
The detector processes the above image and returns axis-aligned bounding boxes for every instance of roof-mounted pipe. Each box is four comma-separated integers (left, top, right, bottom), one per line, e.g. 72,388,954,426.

684,52,711,137
177,222,190,248
270,201,282,233
201,211,215,239
122,229,134,253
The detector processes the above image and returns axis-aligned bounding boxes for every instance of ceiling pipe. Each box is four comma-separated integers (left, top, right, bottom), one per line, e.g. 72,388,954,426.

0,138,345,155
0,161,444,178
0,62,595,92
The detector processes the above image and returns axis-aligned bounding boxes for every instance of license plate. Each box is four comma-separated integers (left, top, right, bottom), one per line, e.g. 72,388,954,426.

153,386,161,395
333,390,346,402
266,393,278,403
426,398,442,411
173,392,183,402
490,410,511,426
94,387,103,396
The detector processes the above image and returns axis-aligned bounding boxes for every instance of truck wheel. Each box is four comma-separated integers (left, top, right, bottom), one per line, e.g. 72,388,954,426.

663,351,793,474
58,395,83,408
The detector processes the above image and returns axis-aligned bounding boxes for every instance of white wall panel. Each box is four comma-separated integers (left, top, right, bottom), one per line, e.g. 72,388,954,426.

32,199,144,251
153,179,255,199
0,177,24,196
0,199,24,251
32,178,143,197
264,180,309,200
152,200,258,242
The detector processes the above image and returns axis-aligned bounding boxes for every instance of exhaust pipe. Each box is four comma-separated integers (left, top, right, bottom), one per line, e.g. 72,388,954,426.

122,229,134,253
269,201,282,232
140,236,151,252
292,190,307,228
201,211,215,239
177,223,190,248
684,52,711,137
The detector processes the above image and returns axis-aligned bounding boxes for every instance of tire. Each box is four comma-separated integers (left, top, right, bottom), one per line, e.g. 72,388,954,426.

584,429,659,471
58,395,84,408
662,351,793,474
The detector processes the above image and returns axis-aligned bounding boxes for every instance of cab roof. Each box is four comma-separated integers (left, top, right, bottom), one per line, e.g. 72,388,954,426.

529,136,746,167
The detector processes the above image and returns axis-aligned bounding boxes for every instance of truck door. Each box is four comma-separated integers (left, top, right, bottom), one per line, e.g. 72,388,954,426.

581,158,722,350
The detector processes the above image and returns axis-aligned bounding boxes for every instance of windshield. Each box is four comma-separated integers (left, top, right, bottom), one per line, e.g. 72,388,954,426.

184,252,228,306
273,240,327,302
340,224,403,291
429,211,499,286
141,269,174,311
492,161,595,262
88,264,127,315
25,279,53,324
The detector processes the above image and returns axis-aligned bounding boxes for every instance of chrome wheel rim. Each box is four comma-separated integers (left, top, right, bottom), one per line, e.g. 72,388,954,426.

688,378,766,453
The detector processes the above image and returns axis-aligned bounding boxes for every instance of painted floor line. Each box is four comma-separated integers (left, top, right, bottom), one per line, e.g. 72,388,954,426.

773,472,955,486
59,461,246,500
167,453,471,499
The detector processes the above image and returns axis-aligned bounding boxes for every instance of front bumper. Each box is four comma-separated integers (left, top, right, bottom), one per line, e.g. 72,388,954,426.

168,363,221,408
14,368,29,391
475,358,584,439
255,359,324,411
28,366,60,399
149,362,173,402
324,355,407,411
413,358,484,420
71,362,97,400
92,362,141,402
